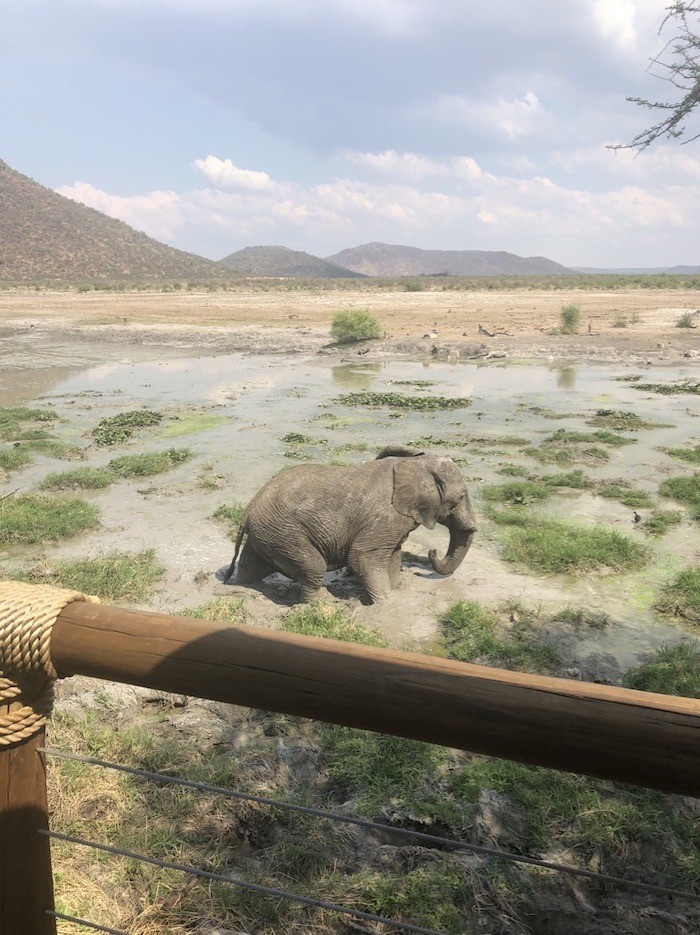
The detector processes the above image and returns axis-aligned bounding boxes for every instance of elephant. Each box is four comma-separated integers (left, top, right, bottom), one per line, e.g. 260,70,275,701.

223,444,477,603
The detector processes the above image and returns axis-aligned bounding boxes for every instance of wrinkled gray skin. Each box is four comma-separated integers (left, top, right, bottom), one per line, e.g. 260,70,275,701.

224,445,477,603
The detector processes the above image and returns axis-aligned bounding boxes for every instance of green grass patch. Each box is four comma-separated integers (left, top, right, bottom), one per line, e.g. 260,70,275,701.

550,606,609,628
597,480,655,508
0,445,33,472
40,467,114,490
330,308,382,344
587,409,667,431
0,494,99,545
482,480,552,505
643,509,683,536
537,469,594,489
655,565,700,624
496,463,528,477
0,405,56,440
212,502,247,537
660,444,700,465
449,758,686,860
92,409,163,446
439,600,560,674
659,472,700,518
319,726,450,818
179,597,245,624
624,644,700,698
108,447,193,477
336,391,471,411
527,441,610,465
496,515,649,575
545,429,635,447
18,550,165,601
283,601,387,647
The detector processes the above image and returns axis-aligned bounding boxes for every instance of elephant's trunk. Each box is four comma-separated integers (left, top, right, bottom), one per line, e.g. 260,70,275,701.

428,505,477,576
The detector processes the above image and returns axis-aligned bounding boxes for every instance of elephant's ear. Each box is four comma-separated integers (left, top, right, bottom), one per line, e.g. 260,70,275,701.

392,460,441,529
376,444,425,460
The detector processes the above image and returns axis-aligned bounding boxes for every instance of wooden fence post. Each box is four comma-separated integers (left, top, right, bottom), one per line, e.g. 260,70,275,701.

0,719,56,935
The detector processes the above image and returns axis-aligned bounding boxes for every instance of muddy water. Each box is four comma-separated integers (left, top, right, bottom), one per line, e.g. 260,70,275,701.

2,344,699,669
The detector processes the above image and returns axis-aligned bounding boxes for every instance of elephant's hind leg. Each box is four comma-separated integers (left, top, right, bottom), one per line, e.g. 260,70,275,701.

234,539,274,584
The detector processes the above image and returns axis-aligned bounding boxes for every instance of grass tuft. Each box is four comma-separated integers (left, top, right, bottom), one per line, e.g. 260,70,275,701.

660,444,700,465
494,514,649,575
0,494,99,545
283,601,387,646
0,445,33,472
597,480,654,508
482,480,551,505
587,409,666,431
40,467,114,490
659,472,700,518
212,502,247,537
179,597,246,624
643,509,683,537
17,550,165,601
108,447,192,477
624,644,700,698
440,600,560,674
655,565,700,624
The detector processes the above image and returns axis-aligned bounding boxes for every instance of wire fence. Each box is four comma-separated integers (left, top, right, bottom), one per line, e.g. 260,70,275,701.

43,746,700,935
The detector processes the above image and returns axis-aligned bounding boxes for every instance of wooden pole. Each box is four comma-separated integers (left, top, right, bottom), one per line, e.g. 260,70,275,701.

51,601,700,797
0,722,56,935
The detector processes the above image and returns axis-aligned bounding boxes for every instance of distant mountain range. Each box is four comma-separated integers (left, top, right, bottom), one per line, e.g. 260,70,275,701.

324,242,572,276
573,265,700,275
218,245,364,278
1,156,696,283
0,158,227,283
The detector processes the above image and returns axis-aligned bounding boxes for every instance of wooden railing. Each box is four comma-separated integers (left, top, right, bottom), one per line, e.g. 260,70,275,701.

2,593,700,934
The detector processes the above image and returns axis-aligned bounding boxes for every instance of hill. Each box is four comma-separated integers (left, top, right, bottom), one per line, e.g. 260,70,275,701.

0,158,227,284
218,245,364,278
326,242,572,276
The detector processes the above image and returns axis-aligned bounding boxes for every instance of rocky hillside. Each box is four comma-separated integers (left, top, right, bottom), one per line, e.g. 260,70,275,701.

326,242,573,276
0,158,228,284
218,245,365,278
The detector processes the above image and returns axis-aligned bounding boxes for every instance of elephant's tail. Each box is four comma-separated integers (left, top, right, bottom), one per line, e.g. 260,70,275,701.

223,517,249,583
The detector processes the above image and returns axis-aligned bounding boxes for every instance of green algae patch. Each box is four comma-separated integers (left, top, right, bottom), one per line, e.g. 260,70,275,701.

160,411,225,438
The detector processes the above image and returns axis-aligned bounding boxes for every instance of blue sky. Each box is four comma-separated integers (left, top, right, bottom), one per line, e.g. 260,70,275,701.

3,0,698,266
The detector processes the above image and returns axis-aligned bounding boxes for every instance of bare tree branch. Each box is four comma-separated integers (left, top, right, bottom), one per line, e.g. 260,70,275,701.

611,3,700,151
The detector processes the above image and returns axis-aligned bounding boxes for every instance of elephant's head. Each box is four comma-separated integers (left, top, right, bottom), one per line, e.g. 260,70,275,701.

376,445,477,576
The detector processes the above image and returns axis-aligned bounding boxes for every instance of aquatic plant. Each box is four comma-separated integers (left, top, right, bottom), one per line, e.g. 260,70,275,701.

336,391,471,411
92,409,163,446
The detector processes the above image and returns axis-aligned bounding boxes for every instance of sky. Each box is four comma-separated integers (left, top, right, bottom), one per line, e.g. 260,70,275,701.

2,0,699,267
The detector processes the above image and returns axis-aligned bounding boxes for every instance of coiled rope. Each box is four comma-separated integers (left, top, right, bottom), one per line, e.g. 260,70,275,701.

0,581,97,745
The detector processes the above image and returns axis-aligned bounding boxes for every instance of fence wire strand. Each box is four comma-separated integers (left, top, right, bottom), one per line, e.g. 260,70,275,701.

42,828,452,935
49,910,128,934
43,746,700,905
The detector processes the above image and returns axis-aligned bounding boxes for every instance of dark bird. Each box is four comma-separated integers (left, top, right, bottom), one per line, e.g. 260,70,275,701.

633,511,642,523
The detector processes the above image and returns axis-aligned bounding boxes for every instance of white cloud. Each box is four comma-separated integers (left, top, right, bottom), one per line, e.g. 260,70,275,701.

57,144,700,266
424,90,547,140
193,156,279,192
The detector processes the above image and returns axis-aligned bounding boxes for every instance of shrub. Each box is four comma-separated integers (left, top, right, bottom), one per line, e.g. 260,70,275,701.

330,308,382,344
676,311,696,328
559,304,581,334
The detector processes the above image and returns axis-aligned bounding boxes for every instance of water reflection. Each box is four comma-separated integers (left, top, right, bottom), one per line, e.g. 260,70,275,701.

553,365,577,390
331,363,382,390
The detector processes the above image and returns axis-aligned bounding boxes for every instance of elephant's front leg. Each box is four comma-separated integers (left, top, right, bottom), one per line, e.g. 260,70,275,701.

349,547,392,604
388,547,403,590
